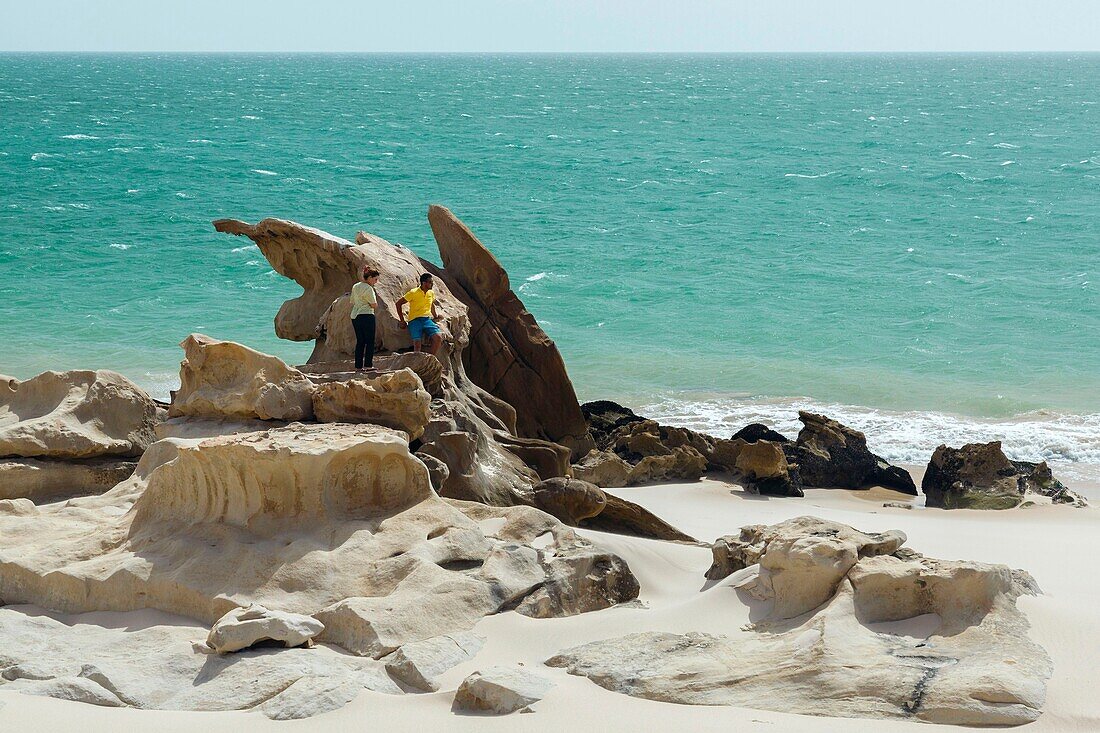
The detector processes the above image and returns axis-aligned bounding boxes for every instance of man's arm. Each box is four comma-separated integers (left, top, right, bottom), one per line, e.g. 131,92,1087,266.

431,301,439,321
395,296,408,328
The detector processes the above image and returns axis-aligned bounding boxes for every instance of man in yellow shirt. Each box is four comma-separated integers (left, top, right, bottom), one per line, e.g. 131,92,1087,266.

396,273,442,355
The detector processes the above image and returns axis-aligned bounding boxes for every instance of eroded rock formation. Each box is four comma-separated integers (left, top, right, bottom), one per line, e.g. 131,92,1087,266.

170,334,315,421
1,370,156,459
215,215,581,509
580,401,914,497
0,370,156,501
923,441,1085,509
311,368,431,439
548,516,1052,727
0,421,639,717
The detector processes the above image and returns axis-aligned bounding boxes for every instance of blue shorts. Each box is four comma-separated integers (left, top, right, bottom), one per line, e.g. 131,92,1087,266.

407,316,441,342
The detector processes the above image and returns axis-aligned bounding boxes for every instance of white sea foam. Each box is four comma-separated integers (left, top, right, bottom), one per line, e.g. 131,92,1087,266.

231,244,257,253
241,115,260,120
640,395,1100,482
993,142,1020,149
109,243,131,250
61,134,98,140
526,272,548,282
251,169,278,176
30,152,54,161
784,171,837,179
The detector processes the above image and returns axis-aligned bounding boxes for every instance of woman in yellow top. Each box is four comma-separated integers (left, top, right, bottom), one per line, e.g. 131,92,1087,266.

396,273,442,355
350,267,379,371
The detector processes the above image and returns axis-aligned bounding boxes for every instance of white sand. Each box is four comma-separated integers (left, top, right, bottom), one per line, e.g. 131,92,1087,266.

4,468,1099,732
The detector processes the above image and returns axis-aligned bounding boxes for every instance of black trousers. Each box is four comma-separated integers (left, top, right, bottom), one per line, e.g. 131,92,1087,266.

352,314,376,369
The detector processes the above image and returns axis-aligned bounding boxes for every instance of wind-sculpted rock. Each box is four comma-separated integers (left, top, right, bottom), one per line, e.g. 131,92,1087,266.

312,368,431,439
215,216,577,508
549,516,1052,727
785,411,916,494
923,441,1085,509
428,205,593,459
169,334,315,421
206,603,324,654
0,370,157,459
0,422,639,716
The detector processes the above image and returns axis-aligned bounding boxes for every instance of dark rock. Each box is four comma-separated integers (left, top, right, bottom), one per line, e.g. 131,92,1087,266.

923,442,1084,509
783,412,916,494
730,423,790,444
581,400,646,447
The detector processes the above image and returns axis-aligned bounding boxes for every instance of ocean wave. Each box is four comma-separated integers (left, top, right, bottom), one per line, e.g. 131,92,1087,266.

61,134,98,140
640,395,1100,482
251,169,278,176
783,171,837,179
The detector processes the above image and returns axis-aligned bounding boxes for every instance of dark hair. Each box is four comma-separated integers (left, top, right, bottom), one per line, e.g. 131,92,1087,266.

419,273,433,283
363,268,379,279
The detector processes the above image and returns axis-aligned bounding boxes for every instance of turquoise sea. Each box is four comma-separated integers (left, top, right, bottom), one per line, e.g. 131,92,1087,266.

2,54,1098,475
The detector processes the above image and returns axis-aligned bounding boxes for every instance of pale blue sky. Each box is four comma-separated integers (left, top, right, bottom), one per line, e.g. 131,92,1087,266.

2,0,1098,52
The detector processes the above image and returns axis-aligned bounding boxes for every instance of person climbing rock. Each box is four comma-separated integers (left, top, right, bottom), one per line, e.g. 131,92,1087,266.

396,272,442,355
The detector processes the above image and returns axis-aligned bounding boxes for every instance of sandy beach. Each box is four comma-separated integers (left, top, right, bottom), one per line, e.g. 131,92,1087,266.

4,464,1097,733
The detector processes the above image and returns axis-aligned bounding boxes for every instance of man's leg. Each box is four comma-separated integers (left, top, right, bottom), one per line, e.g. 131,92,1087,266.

412,339,422,353
428,333,442,355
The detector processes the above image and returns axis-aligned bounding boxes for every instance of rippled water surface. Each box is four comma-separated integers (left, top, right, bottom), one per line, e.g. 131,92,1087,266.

2,54,1098,470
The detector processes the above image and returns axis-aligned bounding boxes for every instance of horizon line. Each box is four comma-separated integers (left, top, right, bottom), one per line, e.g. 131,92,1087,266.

3,49,1100,55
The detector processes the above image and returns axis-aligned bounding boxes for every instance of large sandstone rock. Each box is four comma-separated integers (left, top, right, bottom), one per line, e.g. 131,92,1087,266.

453,665,554,715
0,424,639,691
0,370,157,459
169,334,315,421
549,516,1051,727
704,517,906,614
922,441,1084,509
428,206,593,459
215,217,572,508
312,368,431,439
206,603,325,654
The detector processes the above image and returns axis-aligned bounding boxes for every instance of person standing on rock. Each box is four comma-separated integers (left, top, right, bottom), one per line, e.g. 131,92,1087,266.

397,273,442,355
350,267,379,371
